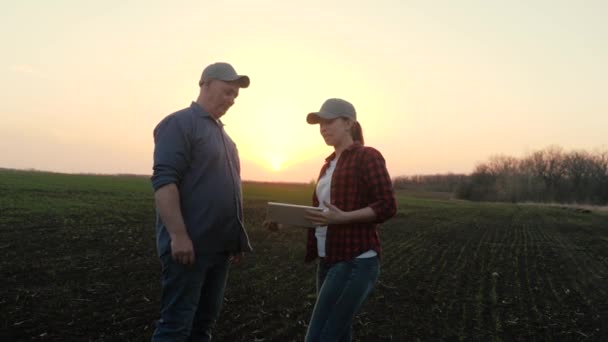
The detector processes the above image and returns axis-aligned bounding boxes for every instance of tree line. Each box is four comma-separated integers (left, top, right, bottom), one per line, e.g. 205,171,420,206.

394,146,608,205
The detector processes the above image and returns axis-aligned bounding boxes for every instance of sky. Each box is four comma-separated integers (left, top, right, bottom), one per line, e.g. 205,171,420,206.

1,0,607,182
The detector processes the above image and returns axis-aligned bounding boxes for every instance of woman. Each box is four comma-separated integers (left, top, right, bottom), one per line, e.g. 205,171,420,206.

270,98,397,341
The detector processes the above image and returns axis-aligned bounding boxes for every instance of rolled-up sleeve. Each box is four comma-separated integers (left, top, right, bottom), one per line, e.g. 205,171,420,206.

362,148,397,223
151,114,191,191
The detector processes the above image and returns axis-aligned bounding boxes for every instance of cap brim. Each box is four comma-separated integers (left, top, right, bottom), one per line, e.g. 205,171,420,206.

200,75,250,88
234,75,250,88
306,111,340,124
306,113,321,124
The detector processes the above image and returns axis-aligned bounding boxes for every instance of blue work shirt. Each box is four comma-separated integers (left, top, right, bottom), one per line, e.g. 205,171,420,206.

151,102,252,257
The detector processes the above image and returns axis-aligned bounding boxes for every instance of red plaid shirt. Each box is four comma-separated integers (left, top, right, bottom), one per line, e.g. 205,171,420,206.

305,142,397,264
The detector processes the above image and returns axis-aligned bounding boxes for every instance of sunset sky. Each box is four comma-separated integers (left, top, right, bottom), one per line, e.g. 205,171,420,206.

1,1,607,182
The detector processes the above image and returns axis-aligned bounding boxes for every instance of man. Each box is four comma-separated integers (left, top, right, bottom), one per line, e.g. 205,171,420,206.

150,62,252,341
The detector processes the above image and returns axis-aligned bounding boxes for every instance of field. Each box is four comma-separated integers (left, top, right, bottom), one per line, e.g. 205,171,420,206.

1,169,607,341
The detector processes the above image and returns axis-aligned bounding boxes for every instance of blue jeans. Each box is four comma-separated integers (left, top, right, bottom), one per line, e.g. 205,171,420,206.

151,252,230,342
305,256,380,342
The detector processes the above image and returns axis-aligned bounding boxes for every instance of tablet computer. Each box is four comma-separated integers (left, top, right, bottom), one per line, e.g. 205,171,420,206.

266,202,323,228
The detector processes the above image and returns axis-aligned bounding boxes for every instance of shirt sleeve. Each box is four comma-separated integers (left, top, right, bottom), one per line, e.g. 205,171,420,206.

361,147,397,223
150,114,192,191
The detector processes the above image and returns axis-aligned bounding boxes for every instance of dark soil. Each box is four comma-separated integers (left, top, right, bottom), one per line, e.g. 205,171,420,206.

2,197,607,341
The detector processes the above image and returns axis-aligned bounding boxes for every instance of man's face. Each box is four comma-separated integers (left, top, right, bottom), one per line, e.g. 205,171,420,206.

202,80,240,119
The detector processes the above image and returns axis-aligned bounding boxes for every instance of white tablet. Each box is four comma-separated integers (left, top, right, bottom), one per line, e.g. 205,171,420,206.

266,202,324,228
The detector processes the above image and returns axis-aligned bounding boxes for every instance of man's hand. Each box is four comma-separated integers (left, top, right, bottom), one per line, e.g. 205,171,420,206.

229,252,244,264
156,184,194,265
171,233,195,265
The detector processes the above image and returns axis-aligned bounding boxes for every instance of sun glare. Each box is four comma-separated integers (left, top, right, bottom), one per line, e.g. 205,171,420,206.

268,155,285,172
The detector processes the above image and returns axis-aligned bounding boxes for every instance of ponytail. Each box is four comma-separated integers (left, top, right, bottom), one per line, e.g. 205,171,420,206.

351,121,364,145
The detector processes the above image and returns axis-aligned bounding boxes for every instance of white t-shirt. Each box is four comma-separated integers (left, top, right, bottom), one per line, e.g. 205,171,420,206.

315,158,377,259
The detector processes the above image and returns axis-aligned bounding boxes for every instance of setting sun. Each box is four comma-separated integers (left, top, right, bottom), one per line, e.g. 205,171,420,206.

1,1,606,183
268,155,285,172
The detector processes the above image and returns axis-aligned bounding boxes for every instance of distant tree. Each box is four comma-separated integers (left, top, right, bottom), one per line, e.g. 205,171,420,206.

452,146,608,205
590,149,608,202
395,146,608,205
562,151,593,202
393,173,467,193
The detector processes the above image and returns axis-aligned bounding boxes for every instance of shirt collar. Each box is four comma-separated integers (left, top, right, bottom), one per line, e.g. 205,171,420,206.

190,101,224,126
324,142,362,162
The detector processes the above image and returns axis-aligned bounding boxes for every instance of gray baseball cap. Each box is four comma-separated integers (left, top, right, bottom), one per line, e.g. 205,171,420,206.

199,62,250,88
307,98,357,124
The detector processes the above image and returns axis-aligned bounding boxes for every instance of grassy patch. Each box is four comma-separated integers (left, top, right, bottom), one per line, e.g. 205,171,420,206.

1,170,607,341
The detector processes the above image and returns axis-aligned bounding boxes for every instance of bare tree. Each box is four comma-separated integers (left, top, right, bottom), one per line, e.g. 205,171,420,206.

396,146,608,205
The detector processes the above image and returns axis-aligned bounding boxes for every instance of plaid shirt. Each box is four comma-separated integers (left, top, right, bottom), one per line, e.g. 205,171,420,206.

305,142,397,264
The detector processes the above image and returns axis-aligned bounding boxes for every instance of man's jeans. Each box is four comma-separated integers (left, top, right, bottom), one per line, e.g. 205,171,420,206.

305,256,380,342
151,252,230,342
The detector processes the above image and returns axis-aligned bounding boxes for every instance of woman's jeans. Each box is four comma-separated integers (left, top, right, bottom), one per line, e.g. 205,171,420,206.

151,252,230,342
305,256,380,342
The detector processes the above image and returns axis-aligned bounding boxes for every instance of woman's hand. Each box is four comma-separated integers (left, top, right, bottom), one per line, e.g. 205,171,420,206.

263,220,283,232
304,201,349,226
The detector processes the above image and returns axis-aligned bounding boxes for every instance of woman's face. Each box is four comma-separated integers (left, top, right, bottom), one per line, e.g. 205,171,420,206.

319,117,352,147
